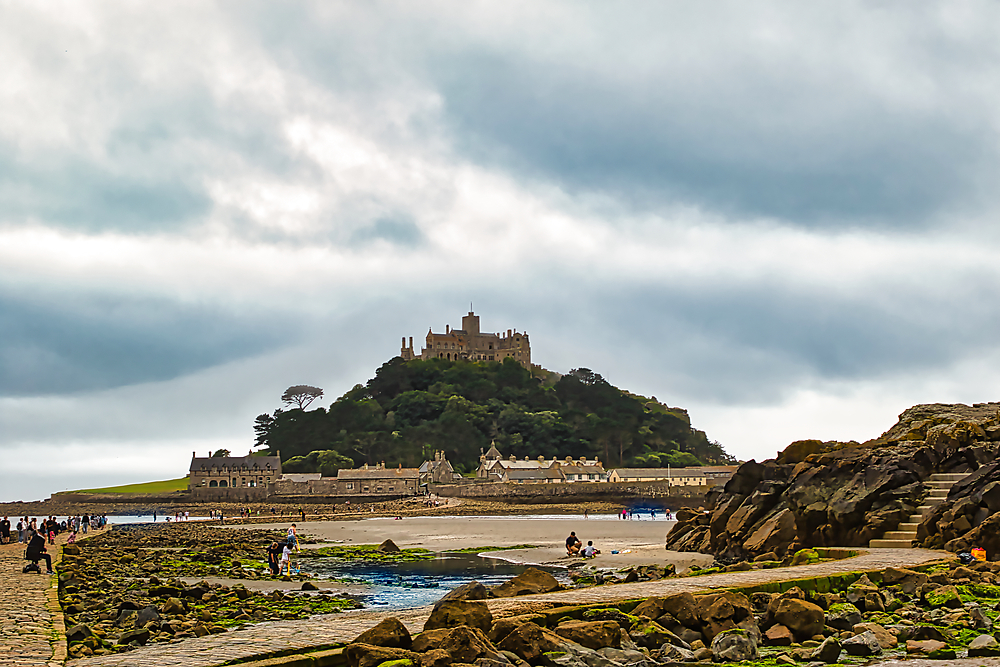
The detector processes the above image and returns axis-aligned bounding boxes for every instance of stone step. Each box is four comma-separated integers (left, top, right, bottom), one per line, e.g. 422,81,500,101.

927,480,956,489
908,515,925,523
929,473,969,481
899,522,921,531
883,530,918,540
870,538,916,548
923,497,945,506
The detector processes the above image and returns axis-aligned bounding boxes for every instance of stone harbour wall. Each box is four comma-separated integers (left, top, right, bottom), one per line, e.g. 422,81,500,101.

428,480,707,504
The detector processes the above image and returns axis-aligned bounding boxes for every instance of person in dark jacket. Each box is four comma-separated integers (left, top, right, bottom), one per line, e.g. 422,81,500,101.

25,533,53,574
266,542,283,576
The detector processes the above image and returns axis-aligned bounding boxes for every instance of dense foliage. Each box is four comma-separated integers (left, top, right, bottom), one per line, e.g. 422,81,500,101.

254,357,732,473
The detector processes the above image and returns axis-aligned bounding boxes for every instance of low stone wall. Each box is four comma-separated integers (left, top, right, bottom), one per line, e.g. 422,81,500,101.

51,491,192,504
191,486,271,502
427,480,707,505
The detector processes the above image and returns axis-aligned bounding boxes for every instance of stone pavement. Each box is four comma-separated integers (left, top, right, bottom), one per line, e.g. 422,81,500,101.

68,547,948,667
0,532,67,667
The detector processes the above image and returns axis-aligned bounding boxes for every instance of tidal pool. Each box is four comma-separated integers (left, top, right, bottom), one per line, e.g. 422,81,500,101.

302,552,570,609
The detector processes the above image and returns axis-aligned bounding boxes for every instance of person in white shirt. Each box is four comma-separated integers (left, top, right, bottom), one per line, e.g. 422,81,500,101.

582,541,599,558
280,544,292,575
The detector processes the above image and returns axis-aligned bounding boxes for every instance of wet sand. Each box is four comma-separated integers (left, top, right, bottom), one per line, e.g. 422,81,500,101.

229,514,714,570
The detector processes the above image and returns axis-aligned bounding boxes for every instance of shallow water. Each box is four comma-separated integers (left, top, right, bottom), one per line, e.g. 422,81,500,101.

301,552,571,609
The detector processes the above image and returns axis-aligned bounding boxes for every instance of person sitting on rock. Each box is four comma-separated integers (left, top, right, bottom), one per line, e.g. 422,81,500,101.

25,532,53,574
565,531,582,556
582,540,600,558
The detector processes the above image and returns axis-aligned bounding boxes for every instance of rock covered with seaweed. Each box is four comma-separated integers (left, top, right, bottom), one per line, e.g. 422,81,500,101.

666,402,1000,560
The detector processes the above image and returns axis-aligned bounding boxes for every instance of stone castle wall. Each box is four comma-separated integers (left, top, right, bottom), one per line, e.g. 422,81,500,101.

428,480,708,504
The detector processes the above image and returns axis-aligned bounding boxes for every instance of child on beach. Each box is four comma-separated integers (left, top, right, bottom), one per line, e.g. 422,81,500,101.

280,543,291,575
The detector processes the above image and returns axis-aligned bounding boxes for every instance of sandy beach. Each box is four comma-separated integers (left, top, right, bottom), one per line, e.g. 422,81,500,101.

232,514,714,571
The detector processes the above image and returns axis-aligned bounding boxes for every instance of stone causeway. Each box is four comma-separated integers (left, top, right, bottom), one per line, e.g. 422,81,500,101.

0,538,949,667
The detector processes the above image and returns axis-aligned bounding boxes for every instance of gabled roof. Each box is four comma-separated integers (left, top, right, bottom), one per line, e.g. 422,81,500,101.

338,468,420,480
504,468,565,480
190,456,281,472
560,464,606,475
484,443,502,460
611,467,706,478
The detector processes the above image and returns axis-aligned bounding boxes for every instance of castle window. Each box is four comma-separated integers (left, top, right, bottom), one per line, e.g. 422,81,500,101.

220,480,228,487
209,480,218,487
346,482,354,490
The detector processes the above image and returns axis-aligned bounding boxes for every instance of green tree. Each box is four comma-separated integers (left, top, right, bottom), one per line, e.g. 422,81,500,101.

281,385,324,409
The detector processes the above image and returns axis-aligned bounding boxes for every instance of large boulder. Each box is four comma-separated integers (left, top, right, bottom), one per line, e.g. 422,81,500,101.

812,636,842,664
440,581,491,603
824,603,862,631
695,591,752,641
436,626,506,664
497,623,572,663
743,508,796,554
354,618,412,649
488,614,544,644
553,621,621,650
659,592,699,628
117,628,150,646
842,630,882,657
345,644,419,667
711,628,757,662
852,623,896,649
627,618,687,650
772,598,824,640
378,539,401,553
424,601,492,633
491,568,560,598
969,634,1000,658
134,605,161,628
411,628,452,653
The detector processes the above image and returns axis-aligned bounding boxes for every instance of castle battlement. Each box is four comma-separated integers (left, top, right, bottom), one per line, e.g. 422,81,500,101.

400,311,531,368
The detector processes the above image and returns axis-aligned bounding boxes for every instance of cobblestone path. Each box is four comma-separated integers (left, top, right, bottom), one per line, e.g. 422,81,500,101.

68,547,948,667
0,534,67,667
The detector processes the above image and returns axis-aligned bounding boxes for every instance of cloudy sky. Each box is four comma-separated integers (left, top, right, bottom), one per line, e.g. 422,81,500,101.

3,2,1000,502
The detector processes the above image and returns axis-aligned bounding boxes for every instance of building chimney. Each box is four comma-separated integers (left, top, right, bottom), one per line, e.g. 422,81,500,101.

446,325,450,334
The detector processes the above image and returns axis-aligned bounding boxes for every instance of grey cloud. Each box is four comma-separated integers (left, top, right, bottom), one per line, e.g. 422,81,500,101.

0,290,291,397
429,48,992,228
349,216,424,247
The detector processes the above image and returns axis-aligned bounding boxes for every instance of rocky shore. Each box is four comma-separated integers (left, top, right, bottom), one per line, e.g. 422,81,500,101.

57,523,361,658
341,557,1000,666
666,402,1000,561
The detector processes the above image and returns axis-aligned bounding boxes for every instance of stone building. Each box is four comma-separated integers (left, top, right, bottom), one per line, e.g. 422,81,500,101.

419,450,462,484
189,452,282,490
476,444,606,482
400,311,531,368
606,466,736,486
336,463,420,495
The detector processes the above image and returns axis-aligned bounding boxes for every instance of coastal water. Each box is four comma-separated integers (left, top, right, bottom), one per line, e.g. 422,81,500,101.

302,553,571,609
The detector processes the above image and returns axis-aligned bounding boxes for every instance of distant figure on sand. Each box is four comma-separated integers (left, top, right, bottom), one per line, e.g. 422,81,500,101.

565,531,582,556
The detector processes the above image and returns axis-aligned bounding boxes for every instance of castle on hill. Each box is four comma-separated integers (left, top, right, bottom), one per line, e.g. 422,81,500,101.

400,311,531,368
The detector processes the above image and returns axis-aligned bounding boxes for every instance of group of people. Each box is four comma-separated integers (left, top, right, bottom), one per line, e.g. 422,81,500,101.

618,508,672,520
266,523,299,576
565,531,600,558
3,514,106,546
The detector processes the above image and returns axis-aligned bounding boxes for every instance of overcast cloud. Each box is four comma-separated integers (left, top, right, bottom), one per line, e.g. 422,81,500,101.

3,1,1000,501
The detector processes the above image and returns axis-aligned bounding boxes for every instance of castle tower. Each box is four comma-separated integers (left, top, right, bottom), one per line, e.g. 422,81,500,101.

462,311,480,336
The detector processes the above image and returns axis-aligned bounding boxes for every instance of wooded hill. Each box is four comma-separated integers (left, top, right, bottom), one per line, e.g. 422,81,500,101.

254,357,733,475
